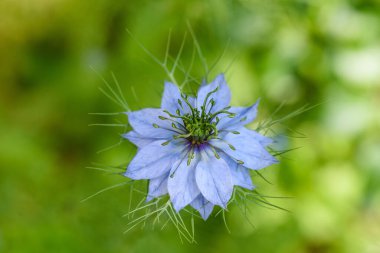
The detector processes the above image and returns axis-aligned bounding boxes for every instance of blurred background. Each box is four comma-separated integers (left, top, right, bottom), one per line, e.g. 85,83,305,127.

1,0,380,252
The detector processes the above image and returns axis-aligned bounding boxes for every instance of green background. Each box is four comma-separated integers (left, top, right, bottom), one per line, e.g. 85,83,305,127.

1,0,379,252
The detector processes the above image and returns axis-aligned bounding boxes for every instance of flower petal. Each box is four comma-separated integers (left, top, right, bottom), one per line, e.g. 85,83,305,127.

190,194,214,220
217,100,259,131
168,155,200,212
236,127,273,147
195,148,233,208
122,131,159,149
197,74,231,114
161,82,194,115
146,173,169,202
127,108,181,139
161,82,181,114
210,131,278,171
124,140,184,180
220,152,254,190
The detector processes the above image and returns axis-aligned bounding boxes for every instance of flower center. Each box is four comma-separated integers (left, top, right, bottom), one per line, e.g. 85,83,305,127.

156,86,240,166
182,111,218,144
158,87,236,146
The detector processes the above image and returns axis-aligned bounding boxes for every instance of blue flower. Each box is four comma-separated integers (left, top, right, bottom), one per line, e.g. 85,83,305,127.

123,74,278,220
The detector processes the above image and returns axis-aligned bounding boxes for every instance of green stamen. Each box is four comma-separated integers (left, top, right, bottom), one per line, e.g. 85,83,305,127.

187,147,195,166
161,140,171,146
240,116,247,122
211,146,220,159
177,99,183,109
202,87,219,113
162,87,237,145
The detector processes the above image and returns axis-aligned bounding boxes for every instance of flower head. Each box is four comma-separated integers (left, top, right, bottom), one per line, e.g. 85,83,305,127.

123,74,277,220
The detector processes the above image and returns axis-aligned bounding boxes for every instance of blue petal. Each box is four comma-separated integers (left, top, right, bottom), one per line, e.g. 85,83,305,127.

197,74,231,114
220,152,254,190
209,131,278,171
168,155,200,212
236,127,273,147
161,82,181,114
127,108,180,139
146,173,169,202
190,194,214,220
161,82,194,115
217,100,259,131
122,131,159,149
195,148,233,208
125,140,184,180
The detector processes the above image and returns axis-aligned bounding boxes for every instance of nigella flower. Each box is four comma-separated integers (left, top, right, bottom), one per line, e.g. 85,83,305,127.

123,74,278,220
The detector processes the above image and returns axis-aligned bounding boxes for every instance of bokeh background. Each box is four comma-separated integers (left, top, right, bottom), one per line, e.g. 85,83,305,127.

1,0,380,252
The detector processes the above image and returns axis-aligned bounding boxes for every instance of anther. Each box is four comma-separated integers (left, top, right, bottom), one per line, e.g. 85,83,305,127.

152,124,159,128
207,99,216,113
161,140,170,146
211,147,220,159
187,148,195,166
240,116,247,122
